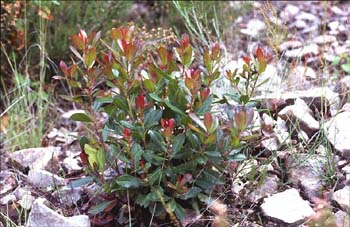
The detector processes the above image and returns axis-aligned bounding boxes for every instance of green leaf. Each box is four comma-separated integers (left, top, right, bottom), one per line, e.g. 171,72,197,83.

144,109,163,129
341,64,350,73
189,113,207,132
148,130,166,152
116,174,143,188
96,149,106,172
332,56,342,65
132,143,143,169
71,112,92,122
113,96,129,112
197,95,213,115
171,133,185,157
173,201,186,220
144,79,155,92
84,47,96,69
143,151,166,166
149,93,163,102
179,187,201,200
136,194,150,208
149,168,162,185
88,200,115,215
68,176,93,188
120,120,136,130
112,69,119,78
164,99,185,116
84,144,98,169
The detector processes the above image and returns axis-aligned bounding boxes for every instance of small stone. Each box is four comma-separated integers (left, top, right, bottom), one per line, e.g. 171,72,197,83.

296,66,317,80
313,35,337,45
283,4,300,17
53,187,82,206
325,111,350,158
278,98,319,137
328,21,339,31
0,194,16,205
248,175,279,202
294,20,307,29
334,210,350,227
10,147,60,172
28,169,65,189
28,198,90,227
261,138,279,151
333,186,350,211
261,188,315,224
284,44,319,59
0,171,17,195
279,40,302,52
240,19,266,37
63,156,82,173
286,153,327,201
295,11,318,22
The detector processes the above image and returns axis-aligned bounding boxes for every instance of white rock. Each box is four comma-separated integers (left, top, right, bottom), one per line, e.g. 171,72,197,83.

278,98,319,137
296,66,317,80
313,35,337,45
10,147,61,171
328,21,339,31
256,65,282,95
295,11,318,22
63,156,82,173
325,111,350,158
286,153,327,200
283,4,300,17
261,188,315,224
53,187,82,206
294,20,307,29
261,138,279,151
279,40,302,52
248,175,279,202
333,186,350,211
0,171,17,195
284,44,319,59
240,19,266,37
334,210,350,227
0,194,16,205
28,170,65,189
28,198,90,227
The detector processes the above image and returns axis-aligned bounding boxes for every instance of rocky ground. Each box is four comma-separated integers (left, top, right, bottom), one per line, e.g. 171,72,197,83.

1,1,350,227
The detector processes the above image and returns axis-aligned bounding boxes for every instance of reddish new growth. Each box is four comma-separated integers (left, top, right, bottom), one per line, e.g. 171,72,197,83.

161,118,175,138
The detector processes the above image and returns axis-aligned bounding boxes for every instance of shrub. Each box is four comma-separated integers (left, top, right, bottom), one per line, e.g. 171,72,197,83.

60,26,268,225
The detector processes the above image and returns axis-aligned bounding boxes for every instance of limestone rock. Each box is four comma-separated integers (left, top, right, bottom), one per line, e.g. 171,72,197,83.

28,198,90,227
240,19,266,37
261,188,315,224
278,98,319,137
0,170,17,195
334,210,350,227
0,194,16,205
247,175,279,202
333,186,350,211
53,187,82,206
325,111,350,158
286,153,327,200
313,35,337,45
258,87,340,116
10,147,60,172
28,169,65,189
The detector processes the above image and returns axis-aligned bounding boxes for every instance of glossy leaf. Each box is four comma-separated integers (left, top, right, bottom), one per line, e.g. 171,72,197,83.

171,133,185,157
116,174,143,188
71,112,92,122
